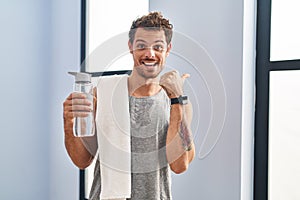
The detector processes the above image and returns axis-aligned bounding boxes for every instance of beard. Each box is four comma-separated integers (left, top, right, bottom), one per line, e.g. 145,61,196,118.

135,64,162,79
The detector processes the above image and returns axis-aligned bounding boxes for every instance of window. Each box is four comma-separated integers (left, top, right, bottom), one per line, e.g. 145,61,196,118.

255,0,300,199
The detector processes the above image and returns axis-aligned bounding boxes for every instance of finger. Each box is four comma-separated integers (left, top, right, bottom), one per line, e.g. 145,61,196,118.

64,103,93,113
63,100,92,111
72,111,91,118
64,99,93,113
182,73,190,79
64,104,92,120
71,92,89,99
71,98,92,106
65,111,91,119
182,73,190,82
69,105,93,112
66,92,88,101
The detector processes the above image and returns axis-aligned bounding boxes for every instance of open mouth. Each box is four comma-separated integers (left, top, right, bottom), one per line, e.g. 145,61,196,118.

141,61,157,67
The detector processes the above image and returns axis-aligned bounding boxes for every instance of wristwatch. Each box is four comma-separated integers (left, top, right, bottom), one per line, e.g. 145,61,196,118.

170,95,188,105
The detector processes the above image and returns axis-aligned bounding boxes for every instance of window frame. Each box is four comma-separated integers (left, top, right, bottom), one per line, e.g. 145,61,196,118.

254,0,300,199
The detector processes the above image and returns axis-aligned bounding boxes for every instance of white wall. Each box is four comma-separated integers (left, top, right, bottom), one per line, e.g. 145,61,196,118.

0,0,51,199
49,0,81,199
0,0,80,199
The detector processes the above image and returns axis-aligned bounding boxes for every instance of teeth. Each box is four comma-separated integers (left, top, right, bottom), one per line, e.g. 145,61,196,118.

143,62,156,66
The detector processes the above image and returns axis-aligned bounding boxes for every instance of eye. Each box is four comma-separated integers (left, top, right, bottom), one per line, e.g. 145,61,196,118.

153,45,164,52
136,43,146,50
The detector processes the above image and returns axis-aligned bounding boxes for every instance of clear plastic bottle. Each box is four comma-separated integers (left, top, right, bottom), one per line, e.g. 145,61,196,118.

68,72,95,137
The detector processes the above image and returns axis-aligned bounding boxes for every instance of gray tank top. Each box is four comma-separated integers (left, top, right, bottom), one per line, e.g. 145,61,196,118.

89,89,172,200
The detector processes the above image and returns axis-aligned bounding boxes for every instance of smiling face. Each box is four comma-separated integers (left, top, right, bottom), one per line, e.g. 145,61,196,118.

129,28,171,80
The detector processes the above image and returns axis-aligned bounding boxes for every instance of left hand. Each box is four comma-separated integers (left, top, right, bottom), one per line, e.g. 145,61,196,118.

159,70,190,98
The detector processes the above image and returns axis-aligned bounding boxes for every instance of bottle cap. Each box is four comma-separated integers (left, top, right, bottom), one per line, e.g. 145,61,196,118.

68,72,92,83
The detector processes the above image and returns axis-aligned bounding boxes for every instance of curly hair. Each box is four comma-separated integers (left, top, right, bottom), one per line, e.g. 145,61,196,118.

129,12,173,45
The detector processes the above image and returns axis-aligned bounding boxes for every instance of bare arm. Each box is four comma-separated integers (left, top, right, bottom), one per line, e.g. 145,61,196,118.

63,92,98,169
166,101,195,174
160,71,195,174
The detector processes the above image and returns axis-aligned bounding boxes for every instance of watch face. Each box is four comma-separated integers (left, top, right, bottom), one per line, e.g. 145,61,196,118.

171,95,188,105
180,95,188,105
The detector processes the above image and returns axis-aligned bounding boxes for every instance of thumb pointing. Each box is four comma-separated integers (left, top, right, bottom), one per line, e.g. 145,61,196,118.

182,73,190,82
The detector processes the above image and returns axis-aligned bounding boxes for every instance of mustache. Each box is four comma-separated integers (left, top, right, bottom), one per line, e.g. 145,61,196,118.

140,58,158,62
141,58,157,62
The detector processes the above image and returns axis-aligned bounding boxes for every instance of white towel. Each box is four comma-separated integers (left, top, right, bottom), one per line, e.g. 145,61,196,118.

95,74,131,200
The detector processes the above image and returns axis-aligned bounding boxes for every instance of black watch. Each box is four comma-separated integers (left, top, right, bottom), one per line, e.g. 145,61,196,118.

170,95,188,105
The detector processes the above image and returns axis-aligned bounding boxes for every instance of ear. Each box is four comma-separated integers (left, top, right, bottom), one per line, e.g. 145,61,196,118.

166,43,172,56
128,40,133,54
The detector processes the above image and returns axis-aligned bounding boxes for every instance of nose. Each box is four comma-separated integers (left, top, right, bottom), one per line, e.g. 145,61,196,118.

144,47,155,58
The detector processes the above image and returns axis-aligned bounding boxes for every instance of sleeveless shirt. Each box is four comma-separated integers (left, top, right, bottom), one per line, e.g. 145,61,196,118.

89,89,172,200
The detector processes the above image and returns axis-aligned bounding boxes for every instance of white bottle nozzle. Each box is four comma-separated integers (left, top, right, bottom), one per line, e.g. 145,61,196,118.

68,71,92,83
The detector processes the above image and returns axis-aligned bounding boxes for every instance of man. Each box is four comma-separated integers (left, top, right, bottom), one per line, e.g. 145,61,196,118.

63,12,195,200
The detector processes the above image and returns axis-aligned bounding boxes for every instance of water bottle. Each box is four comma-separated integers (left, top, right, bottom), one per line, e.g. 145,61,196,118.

68,72,95,137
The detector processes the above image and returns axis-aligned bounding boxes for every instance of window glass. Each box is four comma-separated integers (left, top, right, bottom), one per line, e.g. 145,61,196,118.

270,0,300,61
269,70,300,199
85,0,149,72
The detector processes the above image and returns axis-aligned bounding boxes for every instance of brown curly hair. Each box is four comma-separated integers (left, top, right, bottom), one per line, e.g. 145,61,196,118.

129,12,173,45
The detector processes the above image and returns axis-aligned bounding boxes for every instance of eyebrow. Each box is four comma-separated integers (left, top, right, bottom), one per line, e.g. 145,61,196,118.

154,40,166,44
135,39,166,44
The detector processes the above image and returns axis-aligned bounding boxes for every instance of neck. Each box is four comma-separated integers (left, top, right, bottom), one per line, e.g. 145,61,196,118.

128,74,161,97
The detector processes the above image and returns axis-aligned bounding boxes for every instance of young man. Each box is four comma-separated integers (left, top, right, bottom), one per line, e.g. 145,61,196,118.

63,12,195,200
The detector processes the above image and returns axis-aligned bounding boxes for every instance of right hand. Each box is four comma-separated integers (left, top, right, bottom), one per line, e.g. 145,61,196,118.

63,92,93,133
159,70,190,98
